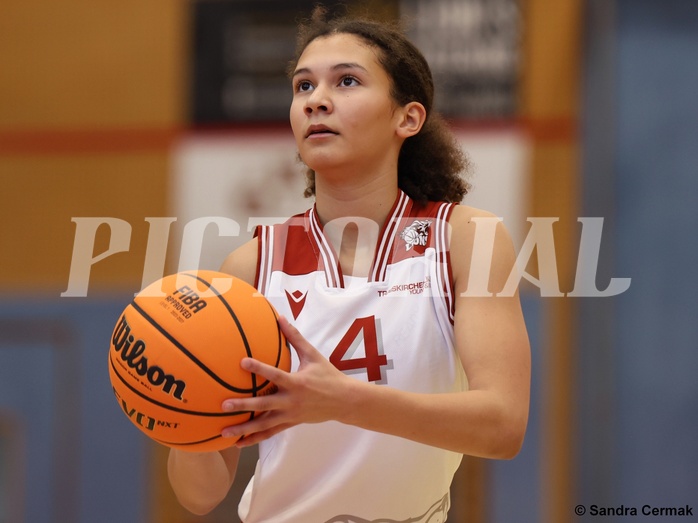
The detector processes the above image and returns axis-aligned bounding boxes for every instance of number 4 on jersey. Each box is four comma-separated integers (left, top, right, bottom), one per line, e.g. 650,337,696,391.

329,316,390,383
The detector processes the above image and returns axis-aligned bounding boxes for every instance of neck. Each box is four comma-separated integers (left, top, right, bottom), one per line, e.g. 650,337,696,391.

313,169,399,228
312,169,400,279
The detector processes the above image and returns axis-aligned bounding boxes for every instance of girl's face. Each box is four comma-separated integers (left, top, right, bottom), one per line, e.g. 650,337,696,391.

289,33,406,179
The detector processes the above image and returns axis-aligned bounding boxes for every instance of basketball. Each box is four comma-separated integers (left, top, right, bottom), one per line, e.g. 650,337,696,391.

108,270,291,452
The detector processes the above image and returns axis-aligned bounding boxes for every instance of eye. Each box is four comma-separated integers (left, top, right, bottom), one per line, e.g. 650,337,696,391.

295,80,314,93
339,75,359,87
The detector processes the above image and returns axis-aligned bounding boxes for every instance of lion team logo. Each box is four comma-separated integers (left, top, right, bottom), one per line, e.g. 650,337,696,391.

399,220,431,251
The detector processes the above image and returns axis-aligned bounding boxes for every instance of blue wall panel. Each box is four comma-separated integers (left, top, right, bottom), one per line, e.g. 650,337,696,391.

614,0,698,505
0,297,149,523
581,0,698,514
490,293,542,523
0,343,55,522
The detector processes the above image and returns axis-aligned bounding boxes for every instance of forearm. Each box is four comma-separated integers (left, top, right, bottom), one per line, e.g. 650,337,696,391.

167,447,240,515
221,314,529,456
341,381,527,459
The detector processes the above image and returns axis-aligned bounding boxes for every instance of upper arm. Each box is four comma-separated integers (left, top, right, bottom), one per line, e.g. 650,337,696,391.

449,206,531,432
219,237,259,286
198,238,258,488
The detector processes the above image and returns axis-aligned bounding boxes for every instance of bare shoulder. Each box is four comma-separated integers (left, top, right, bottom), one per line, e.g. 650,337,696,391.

448,205,517,293
448,204,514,249
449,204,504,225
219,238,259,287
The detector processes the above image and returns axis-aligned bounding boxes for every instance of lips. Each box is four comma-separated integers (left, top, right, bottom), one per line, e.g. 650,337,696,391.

306,124,338,138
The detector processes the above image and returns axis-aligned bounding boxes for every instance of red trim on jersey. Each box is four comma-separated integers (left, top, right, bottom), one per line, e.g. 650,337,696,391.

369,191,411,283
435,202,457,324
254,192,457,315
308,208,344,288
253,225,265,292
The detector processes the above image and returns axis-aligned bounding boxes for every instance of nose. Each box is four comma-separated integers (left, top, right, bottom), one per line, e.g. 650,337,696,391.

304,84,332,115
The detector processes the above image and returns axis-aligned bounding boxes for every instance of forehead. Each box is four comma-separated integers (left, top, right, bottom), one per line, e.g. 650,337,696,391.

296,33,383,72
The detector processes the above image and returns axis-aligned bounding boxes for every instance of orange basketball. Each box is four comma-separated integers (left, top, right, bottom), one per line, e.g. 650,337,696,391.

108,270,290,452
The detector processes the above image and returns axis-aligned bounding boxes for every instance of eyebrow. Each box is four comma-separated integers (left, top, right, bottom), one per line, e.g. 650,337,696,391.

292,62,369,78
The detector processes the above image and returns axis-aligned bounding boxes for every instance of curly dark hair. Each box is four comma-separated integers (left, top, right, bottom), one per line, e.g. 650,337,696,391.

289,5,471,204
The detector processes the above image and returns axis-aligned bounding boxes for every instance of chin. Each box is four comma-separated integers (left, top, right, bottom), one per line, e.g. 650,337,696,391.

301,154,344,174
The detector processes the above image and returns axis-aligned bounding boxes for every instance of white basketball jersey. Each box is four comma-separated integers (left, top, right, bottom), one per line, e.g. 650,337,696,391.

239,190,468,523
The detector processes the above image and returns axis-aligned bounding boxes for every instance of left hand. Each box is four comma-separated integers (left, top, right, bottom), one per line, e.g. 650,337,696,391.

220,316,353,447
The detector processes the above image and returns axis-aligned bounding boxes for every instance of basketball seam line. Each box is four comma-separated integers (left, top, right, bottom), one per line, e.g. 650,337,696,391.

154,433,225,447
109,356,252,418
129,299,266,394
185,272,261,393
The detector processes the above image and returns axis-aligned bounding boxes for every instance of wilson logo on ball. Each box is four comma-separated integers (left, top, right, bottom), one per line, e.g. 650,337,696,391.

112,314,187,401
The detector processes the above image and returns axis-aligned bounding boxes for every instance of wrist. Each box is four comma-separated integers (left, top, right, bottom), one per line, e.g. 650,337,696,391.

336,377,364,426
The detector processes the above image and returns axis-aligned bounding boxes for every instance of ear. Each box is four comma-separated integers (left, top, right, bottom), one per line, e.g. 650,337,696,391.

396,101,427,139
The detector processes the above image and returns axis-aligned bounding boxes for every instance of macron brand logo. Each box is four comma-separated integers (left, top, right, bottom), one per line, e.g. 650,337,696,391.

285,289,308,319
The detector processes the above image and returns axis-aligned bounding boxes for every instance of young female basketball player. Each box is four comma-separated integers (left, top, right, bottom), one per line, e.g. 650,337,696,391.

168,7,530,521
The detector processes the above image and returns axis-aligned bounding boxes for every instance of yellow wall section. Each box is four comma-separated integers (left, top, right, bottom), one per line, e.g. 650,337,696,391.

521,0,582,122
0,154,171,293
0,0,186,293
0,0,186,128
521,2,582,523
